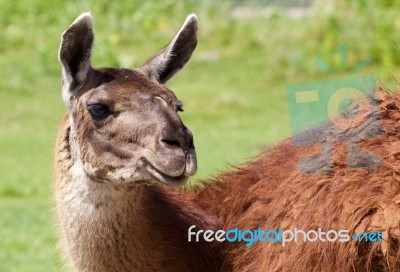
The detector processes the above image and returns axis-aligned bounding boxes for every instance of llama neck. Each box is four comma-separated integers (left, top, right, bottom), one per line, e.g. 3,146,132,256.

55,123,143,271
55,116,222,272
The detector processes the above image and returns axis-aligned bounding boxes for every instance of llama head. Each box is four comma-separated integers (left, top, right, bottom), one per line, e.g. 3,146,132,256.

58,12,198,185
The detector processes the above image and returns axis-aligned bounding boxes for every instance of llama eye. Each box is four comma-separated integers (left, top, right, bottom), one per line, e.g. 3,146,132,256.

87,104,111,119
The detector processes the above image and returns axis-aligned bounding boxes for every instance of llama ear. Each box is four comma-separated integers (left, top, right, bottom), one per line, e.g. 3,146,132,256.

138,14,198,84
59,12,94,103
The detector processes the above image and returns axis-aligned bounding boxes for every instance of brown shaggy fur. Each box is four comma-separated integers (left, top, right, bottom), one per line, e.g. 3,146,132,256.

190,90,400,271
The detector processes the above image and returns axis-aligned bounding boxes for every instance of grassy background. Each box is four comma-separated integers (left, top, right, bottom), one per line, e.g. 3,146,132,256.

2,0,400,270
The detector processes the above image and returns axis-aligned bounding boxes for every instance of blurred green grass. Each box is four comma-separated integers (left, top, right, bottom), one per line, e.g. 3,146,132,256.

2,0,400,270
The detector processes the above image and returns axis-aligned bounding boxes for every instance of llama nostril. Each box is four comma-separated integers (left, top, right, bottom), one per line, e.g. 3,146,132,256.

161,139,181,149
189,138,194,149
161,129,194,153
184,130,194,151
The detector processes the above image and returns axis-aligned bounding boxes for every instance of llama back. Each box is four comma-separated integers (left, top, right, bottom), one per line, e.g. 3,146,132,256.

193,91,400,271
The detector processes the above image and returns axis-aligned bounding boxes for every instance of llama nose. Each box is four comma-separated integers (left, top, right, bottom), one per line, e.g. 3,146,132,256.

161,128,194,153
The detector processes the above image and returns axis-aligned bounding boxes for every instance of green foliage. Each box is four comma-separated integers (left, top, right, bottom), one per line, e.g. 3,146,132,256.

1,0,400,270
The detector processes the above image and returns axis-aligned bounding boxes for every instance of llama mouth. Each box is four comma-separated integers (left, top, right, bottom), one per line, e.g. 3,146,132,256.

144,160,188,185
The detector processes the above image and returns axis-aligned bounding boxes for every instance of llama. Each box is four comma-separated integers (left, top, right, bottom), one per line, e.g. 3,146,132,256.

55,12,224,272
55,13,400,272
